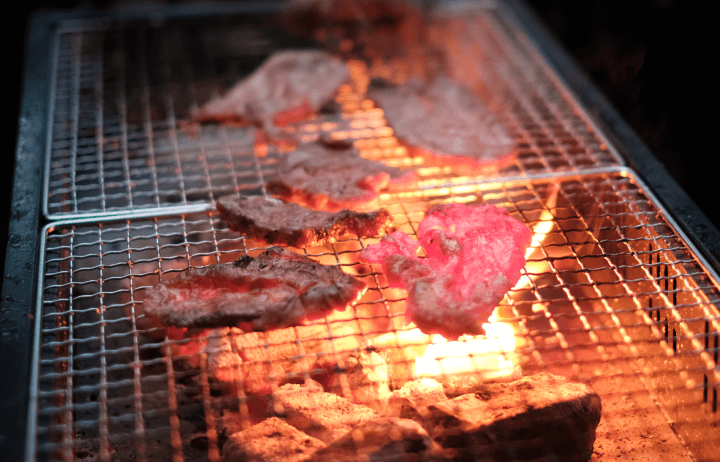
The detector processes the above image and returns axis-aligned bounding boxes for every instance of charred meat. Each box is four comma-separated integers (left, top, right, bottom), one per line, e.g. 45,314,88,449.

216,195,393,247
142,246,365,331
359,203,531,339
267,139,417,212
368,77,516,174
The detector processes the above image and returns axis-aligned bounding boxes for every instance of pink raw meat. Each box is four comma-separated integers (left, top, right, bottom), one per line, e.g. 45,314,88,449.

359,203,531,339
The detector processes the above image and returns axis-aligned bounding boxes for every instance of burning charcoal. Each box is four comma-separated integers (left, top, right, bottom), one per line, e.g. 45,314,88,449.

271,380,376,443
306,417,440,462
439,371,521,399
206,327,316,395
421,372,602,462
385,378,447,421
221,417,327,462
325,349,391,412
206,328,244,383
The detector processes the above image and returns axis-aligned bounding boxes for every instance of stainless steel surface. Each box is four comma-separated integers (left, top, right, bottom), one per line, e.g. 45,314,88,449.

31,169,720,461
43,7,621,220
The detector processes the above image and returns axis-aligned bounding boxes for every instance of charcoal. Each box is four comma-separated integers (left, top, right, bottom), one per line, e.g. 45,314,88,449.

271,380,377,443
306,417,439,462
385,378,447,421
421,372,602,462
325,349,391,412
221,417,326,462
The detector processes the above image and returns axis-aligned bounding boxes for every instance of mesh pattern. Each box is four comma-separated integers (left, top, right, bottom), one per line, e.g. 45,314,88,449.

44,9,620,219
35,172,720,461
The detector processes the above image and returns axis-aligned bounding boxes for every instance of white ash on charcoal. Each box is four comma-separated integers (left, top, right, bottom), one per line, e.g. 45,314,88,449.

435,369,522,399
323,348,391,412
306,416,442,462
384,378,447,421
270,380,377,443
420,372,602,462
221,417,327,462
204,328,299,395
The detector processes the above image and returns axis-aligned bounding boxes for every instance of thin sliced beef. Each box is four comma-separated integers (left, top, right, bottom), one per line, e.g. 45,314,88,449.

194,50,348,136
359,203,532,339
217,195,393,247
142,246,365,331
266,139,417,212
368,77,516,174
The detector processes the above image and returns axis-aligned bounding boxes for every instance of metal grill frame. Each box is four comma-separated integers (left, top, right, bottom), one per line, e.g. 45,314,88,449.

4,1,720,462
41,1,626,221
27,167,720,462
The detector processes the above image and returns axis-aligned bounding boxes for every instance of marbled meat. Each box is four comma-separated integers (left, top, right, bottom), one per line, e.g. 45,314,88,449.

359,203,532,339
194,50,348,136
216,195,392,247
266,139,417,212
142,246,365,331
368,77,516,174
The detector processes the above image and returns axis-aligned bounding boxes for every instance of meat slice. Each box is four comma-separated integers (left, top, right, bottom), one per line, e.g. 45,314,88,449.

421,372,602,462
368,77,516,175
221,417,327,462
359,203,532,339
142,246,365,331
267,139,417,212
194,50,348,136
216,195,393,247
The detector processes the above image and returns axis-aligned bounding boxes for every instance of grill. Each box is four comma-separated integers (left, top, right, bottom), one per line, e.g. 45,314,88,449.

6,1,719,461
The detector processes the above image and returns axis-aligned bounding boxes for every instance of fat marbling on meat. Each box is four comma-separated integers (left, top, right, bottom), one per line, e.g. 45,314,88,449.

142,246,365,331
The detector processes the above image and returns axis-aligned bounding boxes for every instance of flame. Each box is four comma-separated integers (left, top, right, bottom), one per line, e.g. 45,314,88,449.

413,313,520,381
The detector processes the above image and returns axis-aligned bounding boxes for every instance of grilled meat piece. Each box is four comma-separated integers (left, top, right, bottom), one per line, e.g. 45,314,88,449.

216,195,393,247
359,203,532,339
267,139,417,212
368,77,516,174
142,246,365,331
194,50,348,136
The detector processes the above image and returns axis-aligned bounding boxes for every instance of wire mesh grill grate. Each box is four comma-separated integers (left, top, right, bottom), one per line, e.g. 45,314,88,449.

33,171,720,461
44,8,621,219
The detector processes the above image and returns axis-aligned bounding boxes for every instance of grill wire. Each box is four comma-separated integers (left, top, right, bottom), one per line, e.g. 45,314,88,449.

31,5,719,462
